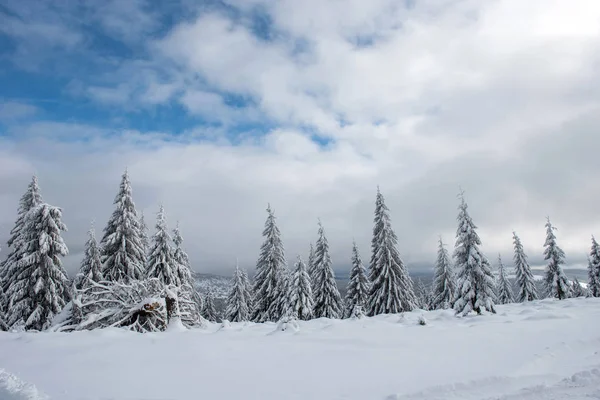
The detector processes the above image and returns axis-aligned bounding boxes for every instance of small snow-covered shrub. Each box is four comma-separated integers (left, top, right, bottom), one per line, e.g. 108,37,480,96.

418,314,427,326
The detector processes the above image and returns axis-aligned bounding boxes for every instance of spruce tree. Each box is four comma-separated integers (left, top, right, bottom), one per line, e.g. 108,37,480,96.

414,278,432,310
74,224,103,290
312,221,342,319
543,218,571,300
512,232,538,302
1,176,43,297
571,278,586,297
146,205,178,286
5,203,69,330
288,256,313,320
368,188,417,315
588,236,600,297
453,193,496,316
251,205,286,322
202,288,218,322
225,263,250,322
495,254,514,304
139,211,150,257
172,222,203,327
431,238,456,310
344,242,370,318
273,266,291,319
101,170,145,282
307,243,317,284
241,267,253,315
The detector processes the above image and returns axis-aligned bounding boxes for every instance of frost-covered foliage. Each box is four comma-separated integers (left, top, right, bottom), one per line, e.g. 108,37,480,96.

344,242,370,318
225,263,251,322
274,266,291,319
146,206,178,286
368,188,417,315
512,232,538,302
415,279,432,310
543,218,571,300
288,256,313,321
495,255,514,305
571,278,587,298
68,278,169,332
307,243,316,284
139,211,150,257
431,238,456,310
453,193,496,316
588,236,600,297
5,203,69,331
241,268,253,315
172,223,203,327
252,205,286,322
350,304,365,319
100,170,146,283
202,288,218,322
312,221,342,319
0,176,43,303
73,224,103,291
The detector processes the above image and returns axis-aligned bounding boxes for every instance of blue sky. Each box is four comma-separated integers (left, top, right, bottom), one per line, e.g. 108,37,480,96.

1,0,599,275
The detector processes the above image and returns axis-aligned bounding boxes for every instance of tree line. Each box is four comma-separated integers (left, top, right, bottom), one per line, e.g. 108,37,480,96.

0,172,597,332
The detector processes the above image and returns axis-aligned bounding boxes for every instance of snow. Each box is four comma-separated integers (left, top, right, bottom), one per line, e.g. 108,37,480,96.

0,369,48,400
0,298,599,399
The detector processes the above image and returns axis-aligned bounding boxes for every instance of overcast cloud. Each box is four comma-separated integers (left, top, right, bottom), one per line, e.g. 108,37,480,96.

0,0,599,276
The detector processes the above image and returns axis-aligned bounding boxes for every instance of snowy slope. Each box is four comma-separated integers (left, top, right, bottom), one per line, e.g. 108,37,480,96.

0,298,599,400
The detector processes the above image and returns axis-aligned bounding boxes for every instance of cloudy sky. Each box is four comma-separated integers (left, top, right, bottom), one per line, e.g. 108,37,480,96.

0,0,599,276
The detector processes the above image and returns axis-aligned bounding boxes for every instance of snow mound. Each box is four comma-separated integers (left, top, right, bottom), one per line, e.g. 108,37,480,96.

0,369,49,400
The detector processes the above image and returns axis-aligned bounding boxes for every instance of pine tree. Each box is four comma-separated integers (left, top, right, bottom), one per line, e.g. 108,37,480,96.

225,263,250,322
368,188,417,315
172,222,203,327
453,193,496,316
312,221,342,319
495,254,514,304
101,170,145,283
146,205,178,286
431,238,456,310
288,256,313,320
251,205,286,322
139,211,150,257
588,236,600,297
571,278,586,298
241,267,253,315
344,242,370,318
512,232,538,302
202,288,218,322
5,203,69,330
543,218,571,300
74,223,103,290
307,243,317,284
1,176,43,298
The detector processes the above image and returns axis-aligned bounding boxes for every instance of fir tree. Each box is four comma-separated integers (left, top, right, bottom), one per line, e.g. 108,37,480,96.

571,278,586,298
273,266,291,319
414,278,432,310
202,288,218,322
146,205,178,286
588,236,600,297
344,242,370,318
495,254,514,304
241,267,253,315
512,232,538,302
288,255,313,320
307,243,317,284
172,222,203,327
139,211,150,257
251,205,286,322
5,203,69,330
100,170,145,283
312,221,342,319
225,263,250,322
368,188,417,315
431,238,456,310
543,218,571,300
1,176,43,297
453,193,496,316
74,223,103,290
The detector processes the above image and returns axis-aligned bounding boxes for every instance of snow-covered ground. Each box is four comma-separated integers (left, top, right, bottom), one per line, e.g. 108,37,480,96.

0,298,599,400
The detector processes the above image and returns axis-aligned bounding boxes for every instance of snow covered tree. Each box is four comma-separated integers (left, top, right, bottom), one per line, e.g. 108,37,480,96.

100,170,146,283
543,218,571,300
241,267,253,315
431,238,456,310
273,266,291,319
307,243,317,284
414,279,432,310
588,236,600,297
73,223,103,291
495,255,514,304
225,263,250,322
5,203,69,330
512,232,538,302
1,176,43,299
288,256,313,320
571,278,586,298
312,221,342,319
139,211,150,257
146,205,178,286
202,288,218,322
172,222,203,327
251,205,286,322
344,242,370,318
453,193,496,316
368,188,417,315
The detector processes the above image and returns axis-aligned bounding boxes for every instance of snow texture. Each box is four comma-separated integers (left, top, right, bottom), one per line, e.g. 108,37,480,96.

312,220,342,319
512,232,539,302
